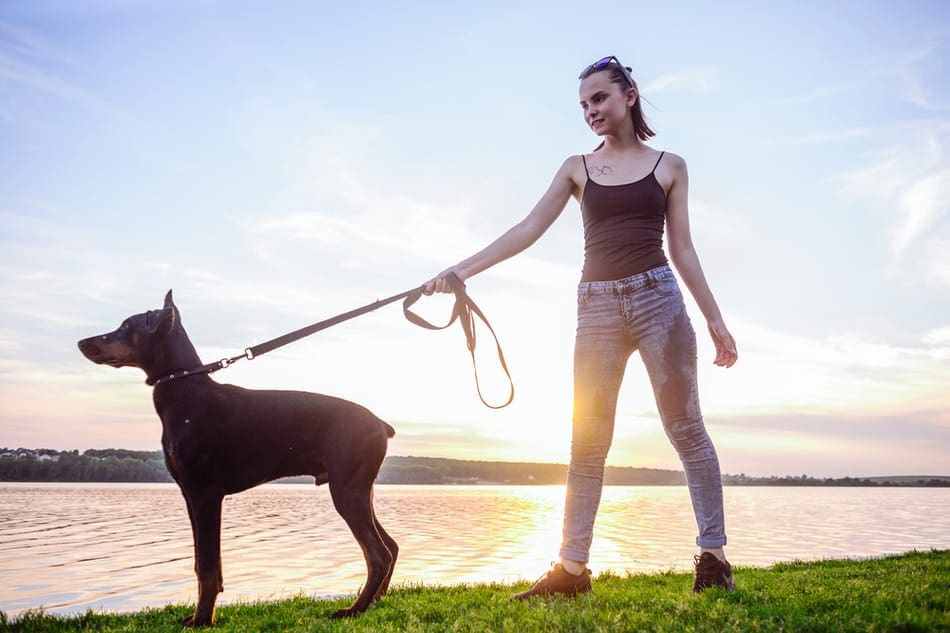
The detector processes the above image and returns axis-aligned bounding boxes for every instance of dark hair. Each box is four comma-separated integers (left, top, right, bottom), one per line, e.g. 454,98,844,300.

587,65,655,141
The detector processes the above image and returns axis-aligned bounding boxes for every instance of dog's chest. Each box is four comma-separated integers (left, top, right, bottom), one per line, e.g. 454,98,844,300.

159,412,215,476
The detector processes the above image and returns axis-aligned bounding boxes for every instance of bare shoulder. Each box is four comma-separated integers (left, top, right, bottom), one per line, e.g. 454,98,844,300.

562,154,587,175
659,150,687,173
656,150,688,192
559,154,589,189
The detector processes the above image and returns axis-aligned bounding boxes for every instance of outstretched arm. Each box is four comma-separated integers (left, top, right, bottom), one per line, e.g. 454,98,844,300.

424,156,581,294
665,154,738,368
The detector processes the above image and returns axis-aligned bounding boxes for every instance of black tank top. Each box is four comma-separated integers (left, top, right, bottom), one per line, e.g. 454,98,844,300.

580,151,668,282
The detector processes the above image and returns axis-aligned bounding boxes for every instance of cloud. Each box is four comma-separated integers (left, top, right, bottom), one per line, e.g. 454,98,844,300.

0,21,103,114
240,149,578,298
836,120,950,280
642,69,715,95
0,52,93,104
923,323,950,346
710,407,950,477
893,167,950,253
900,76,949,112
795,35,949,112
794,79,858,104
698,316,950,418
0,21,63,61
894,37,950,112
758,127,872,146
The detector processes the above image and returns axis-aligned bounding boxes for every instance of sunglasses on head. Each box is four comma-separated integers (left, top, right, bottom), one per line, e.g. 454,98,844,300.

578,55,635,87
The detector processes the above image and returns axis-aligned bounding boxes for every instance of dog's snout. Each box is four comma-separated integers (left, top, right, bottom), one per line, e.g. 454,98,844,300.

78,336,97,354
78,333,129,367
78,336,105,361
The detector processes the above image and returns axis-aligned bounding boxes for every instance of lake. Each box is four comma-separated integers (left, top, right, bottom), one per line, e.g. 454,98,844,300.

1,483,947,617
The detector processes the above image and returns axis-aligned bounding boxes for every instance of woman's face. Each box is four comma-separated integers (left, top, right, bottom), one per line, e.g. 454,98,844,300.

578,72,636,137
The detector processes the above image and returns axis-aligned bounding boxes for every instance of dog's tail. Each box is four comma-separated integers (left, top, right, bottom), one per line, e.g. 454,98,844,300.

381,420,396,438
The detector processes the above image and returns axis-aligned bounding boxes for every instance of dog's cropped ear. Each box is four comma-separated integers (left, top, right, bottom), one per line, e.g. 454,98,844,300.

151,291,177,335
150,305,177,335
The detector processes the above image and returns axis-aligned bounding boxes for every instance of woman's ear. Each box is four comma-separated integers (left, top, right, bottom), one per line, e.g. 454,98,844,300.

626,86,639,107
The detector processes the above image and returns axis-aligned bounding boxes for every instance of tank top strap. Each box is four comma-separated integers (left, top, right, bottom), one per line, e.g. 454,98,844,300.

581,154,590,182
650,151,665,174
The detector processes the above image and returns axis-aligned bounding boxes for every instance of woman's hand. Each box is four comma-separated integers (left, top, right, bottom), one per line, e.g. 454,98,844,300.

708,320,738,368
423,267,465,295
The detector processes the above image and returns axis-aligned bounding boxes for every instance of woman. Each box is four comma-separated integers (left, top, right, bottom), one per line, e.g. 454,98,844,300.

424,55,737,596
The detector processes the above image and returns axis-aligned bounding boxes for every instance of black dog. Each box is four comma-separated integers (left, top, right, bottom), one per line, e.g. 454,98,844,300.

77,291,397,625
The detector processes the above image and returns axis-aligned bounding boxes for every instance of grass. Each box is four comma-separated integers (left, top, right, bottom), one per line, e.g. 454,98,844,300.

3,550,947,632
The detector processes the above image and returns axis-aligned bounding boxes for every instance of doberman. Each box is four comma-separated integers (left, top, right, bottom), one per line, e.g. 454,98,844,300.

77,290,397,625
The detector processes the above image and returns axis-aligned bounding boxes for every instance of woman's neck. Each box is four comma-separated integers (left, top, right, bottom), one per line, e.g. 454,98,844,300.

598,128,647,154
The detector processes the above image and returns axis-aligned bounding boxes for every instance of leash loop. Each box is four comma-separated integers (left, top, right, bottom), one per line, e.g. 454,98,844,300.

400,273,514,409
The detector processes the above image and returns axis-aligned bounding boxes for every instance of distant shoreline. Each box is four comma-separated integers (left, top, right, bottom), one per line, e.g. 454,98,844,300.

3,448,949,486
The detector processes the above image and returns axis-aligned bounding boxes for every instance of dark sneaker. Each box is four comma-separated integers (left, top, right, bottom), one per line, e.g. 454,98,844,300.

692,552,735,592
510,562,592,600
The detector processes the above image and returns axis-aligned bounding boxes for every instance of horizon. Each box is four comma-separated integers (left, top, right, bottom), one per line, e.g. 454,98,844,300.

4,446,948,480
1,3,949,479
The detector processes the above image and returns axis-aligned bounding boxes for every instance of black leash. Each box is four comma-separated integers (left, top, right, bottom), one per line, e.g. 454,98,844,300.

149,274,515,409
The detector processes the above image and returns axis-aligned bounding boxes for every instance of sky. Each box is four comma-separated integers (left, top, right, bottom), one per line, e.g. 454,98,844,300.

1,1,948,478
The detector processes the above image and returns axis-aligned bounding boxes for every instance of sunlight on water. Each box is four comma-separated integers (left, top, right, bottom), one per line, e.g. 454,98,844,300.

1,483,947,616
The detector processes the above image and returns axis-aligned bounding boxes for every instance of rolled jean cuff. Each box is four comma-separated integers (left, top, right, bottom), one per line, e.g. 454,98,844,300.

696,535,727,548
558,547,590,564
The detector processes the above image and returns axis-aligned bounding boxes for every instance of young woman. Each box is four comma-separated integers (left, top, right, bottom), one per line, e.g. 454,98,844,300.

424,55,737,596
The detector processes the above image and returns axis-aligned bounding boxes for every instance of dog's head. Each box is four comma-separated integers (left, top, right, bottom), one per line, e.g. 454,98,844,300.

77,290,179,369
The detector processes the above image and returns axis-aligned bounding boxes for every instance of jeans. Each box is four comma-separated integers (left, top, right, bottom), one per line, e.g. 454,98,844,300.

560,265,727,563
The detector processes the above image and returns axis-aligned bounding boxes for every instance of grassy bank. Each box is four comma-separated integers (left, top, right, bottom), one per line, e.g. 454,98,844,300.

4,550,947,632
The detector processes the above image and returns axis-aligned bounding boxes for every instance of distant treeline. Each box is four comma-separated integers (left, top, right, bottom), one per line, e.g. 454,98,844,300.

722,473,950,487
376,456,686,485
2,448,948,486
0,448,172,483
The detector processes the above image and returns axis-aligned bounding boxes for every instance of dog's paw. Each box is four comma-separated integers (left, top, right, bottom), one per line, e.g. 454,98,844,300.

329,607,360,620
181,613,213,628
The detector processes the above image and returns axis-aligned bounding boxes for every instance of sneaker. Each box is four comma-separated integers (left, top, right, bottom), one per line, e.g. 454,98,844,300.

692,552,735,593
510,562,592,600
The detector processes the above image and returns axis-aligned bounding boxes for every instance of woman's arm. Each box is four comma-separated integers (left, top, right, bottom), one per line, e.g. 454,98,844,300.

665,154,738,368
424,156,581,294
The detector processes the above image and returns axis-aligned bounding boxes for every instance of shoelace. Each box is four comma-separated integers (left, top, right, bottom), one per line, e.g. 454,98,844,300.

694,554,726,583
534,561,561,583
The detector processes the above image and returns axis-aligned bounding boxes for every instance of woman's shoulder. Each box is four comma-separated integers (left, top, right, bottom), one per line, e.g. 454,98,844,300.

555,154,589,183
651,149,688,194
654,149,688,184
655,149,686,170
564,153,587,167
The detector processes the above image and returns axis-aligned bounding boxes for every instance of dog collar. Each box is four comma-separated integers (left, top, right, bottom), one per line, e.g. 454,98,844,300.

148,353,248,386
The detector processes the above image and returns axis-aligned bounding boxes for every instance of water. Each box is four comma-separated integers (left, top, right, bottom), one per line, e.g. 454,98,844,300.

1,483,947,616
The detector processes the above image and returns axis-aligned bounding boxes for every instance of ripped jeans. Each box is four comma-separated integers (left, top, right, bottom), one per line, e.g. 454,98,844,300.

560,265,727,564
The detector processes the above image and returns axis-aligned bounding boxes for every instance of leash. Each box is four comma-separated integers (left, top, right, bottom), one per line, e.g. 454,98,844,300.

148,273,515,409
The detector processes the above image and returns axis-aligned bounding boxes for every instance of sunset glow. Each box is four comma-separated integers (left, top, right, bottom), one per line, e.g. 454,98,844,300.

1,3,948,478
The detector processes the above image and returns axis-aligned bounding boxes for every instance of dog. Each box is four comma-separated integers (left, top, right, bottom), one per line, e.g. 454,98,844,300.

77,290,397,625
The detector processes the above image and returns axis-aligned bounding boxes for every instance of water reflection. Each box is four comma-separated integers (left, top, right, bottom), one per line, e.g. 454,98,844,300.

1,483,947,616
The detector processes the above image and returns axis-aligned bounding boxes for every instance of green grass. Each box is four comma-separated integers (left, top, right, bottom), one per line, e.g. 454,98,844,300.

3,550,947,632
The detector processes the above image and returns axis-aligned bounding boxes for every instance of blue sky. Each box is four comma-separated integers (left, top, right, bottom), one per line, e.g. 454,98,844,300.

1,1,948,477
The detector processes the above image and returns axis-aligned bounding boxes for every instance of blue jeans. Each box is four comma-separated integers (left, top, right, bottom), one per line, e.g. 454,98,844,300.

560,265,727,563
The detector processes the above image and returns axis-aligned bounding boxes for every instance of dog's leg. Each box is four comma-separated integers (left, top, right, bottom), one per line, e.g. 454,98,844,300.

327,482,393,619
371,493,398,599
182,494,224,628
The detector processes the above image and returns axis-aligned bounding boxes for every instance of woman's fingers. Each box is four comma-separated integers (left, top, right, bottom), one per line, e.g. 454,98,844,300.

422,271,456,295
708,322,738,368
